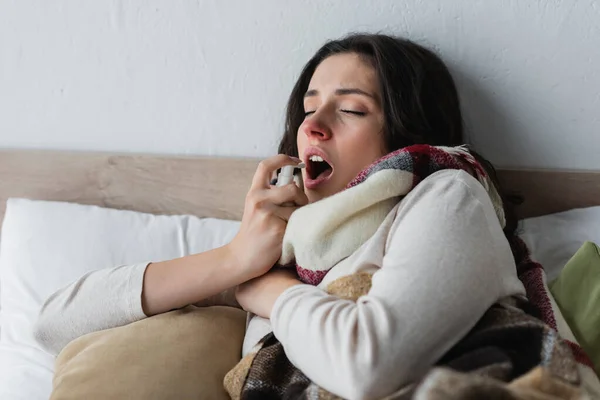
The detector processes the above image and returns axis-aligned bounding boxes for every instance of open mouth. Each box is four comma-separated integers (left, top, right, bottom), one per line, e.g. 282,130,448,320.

306,155,333,182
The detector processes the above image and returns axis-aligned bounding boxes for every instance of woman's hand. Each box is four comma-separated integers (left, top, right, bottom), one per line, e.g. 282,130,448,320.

227,155,308,281
140,156,305,317
236,269,302,318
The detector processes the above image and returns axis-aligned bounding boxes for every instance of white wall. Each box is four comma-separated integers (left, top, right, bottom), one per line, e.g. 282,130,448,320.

0,0,599,169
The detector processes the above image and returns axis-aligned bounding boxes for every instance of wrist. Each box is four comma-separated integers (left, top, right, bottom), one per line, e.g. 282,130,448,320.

266,278,302,319
221,242,255,283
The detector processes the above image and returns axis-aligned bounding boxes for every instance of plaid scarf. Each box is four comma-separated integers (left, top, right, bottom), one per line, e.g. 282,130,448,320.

224,145,588,399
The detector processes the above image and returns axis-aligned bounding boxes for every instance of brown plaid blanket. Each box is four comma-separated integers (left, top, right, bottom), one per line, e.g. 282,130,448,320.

225,287,582,399
223,145,587,399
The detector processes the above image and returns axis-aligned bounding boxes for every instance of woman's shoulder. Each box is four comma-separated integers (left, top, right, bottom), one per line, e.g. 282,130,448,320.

396,169,495,215
386,168,507,249
420,168,491,198
364,167,509,260
385,168,524,296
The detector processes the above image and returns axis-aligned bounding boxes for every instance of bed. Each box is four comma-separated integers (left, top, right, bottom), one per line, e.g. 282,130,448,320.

1,149,600,222
0,149,599,399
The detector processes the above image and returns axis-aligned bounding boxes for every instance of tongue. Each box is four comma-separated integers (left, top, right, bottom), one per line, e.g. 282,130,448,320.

316,166,333,180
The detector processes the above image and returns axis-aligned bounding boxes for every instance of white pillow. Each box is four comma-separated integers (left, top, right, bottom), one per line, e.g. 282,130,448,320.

0,198,240,400
519,206,600,281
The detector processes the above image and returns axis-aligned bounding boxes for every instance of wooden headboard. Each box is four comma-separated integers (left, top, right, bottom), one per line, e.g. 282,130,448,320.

0,149,599,223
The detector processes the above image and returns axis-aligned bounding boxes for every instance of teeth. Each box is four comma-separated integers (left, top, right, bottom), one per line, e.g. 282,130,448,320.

309,155,325,162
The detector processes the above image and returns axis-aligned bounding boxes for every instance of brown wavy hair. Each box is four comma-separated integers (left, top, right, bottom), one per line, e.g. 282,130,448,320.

278,33,520,236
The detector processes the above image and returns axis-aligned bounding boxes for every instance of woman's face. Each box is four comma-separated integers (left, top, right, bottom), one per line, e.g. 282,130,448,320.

297,52,387,203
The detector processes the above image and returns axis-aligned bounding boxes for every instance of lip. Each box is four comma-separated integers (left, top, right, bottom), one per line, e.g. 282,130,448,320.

303,146,334,190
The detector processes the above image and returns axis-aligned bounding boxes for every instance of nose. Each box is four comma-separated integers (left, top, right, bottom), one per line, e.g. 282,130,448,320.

302,114,332,142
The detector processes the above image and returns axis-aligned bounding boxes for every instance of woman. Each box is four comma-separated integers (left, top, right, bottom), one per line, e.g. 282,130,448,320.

35,34,526,398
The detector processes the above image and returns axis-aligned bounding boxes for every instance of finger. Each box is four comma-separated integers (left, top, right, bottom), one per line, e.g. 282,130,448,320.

252,154,302,190
264,184,309,207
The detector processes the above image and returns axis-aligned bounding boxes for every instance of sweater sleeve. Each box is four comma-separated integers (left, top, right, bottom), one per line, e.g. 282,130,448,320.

270,170,523,400
33,263,149,356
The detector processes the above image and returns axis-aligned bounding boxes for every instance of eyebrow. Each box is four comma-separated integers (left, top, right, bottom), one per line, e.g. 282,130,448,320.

304,88,376,100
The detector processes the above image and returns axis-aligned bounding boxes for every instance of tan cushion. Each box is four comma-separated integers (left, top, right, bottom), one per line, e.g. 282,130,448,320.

51,306,246,400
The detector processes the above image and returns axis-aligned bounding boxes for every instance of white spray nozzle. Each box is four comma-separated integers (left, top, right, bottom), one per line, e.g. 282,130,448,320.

276,163,305,187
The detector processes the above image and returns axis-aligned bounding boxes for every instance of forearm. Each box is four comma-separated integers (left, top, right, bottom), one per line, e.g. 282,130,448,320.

271,286,397,399
271,281,496,400
141,244,248,316
34,263,149,355
34,245,247,356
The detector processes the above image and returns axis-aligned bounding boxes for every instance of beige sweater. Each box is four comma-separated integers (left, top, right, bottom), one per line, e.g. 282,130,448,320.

35,170,525,400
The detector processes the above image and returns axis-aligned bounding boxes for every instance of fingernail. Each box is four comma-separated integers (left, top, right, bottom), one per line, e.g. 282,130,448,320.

290,156,302,162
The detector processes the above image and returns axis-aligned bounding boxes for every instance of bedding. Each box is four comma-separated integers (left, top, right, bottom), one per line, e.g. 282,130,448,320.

550,241,600,376
50,306,246,400
0,198,240,400
0,197,600,398
510,237,600,397
520,205,600,281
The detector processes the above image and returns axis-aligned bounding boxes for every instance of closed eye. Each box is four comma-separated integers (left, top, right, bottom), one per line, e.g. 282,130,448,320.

341,110,366,116
304,110,366,117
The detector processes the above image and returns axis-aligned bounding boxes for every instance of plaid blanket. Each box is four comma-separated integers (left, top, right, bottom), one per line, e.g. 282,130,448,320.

224,145,587,399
